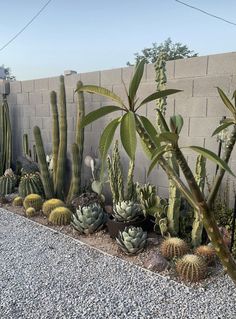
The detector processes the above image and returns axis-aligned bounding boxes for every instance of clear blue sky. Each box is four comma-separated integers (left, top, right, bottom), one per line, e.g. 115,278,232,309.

0,0,236,80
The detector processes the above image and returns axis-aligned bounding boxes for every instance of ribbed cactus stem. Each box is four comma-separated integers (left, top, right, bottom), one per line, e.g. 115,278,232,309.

192,155,206,247
107,156,118,203
33,126,54,199
23,133,29,156
33,145,37,162
75,80,85,192
67,143,80,204
55,76,67,199
50,90,59,189
126,160,135,200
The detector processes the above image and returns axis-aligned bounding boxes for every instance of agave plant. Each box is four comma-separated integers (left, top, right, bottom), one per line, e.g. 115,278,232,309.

77,60,236,283
113,200,143,222
116,226,147,255
71,203,106,234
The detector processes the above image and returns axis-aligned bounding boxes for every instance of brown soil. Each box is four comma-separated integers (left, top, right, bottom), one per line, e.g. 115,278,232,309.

1,202,224,288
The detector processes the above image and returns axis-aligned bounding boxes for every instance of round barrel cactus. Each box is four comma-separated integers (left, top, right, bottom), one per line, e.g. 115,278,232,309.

71,203,106,234
49,207,72,226
176,254,207,282
116,226,147,255
113,200,143,222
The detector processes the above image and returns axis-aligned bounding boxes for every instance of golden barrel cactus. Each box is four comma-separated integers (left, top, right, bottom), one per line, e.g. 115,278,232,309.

160,237,189,259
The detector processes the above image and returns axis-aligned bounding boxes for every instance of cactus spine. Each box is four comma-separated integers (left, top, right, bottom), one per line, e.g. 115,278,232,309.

33,126,54,199
50,90,59,188
155,53,181,236
0,95,12,175
55,76,67,199
192,155,206,247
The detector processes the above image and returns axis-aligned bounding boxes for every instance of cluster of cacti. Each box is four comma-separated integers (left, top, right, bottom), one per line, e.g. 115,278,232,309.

160,237,189,259
195,245,216,265
191,155,206,247
33,77,85,202
25,207,36,217
42,198,66,217
113,201,143,222
0,95,12,176
176,254,207,282
71,203,106,234
116,226,147,255
48,207,72,225
18,173,44,198
12,196,23,207
0,173,16,195
107,141,136,204
23,194,43,211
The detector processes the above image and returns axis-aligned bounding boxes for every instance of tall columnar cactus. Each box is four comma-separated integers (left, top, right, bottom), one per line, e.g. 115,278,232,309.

33,126,54,199
67,81,85,203
50,90,59,188
55,75,67,199
0,95,12,175
155,54,181,236
192,155,206,247
22,133,30,157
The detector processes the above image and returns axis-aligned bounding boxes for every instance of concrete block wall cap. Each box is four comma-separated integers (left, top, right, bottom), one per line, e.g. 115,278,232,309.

64,70,77,76
0,79,10,95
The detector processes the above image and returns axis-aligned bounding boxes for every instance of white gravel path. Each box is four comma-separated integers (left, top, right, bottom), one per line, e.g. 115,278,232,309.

0,208,236,319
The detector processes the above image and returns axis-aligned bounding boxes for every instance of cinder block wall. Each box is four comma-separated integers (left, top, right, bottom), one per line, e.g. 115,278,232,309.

6,52,236,201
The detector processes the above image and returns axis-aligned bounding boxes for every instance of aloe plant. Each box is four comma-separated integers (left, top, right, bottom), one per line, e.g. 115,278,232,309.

77,60,236,284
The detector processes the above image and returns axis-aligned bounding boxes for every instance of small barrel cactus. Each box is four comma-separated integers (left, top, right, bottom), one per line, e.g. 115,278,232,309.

42,198,66,217
25,207,36,217
71,203,106,234
18,173,44,198
23,194,43,211
160,237,189,259
0,174,16,195
12,196,23,207
48,207,72,226
113,201,143,222
195,245,216,265
176,254,207,282
116,226,147,255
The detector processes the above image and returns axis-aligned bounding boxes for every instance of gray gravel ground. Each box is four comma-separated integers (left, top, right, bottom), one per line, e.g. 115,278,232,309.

0,208,236,319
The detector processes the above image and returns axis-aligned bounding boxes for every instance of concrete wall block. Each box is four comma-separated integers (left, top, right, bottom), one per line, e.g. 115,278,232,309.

208,52,236,75
146,99,174,120
65,87,75,103
157,186,169,199
17,92,29,105
167,78,193,97
179,117,189,137
29,92,43,105
178,136,205,149
175,97,207,117
64,73,80,88
42,117,52,130
42,90,51,104
49,76,60,90
112,84,128,103
23,105,36,117
7,94,17,105
36,104,50,117
10,81,22,93
138,81,156,101
0,80,10,94
101,68,122,86
175,56,208,78
207,96,231,117
193,75,230,97
189,117,221,137
41,130,52,144
21,80,35,92
204,137,219,153
67,130,75,145
80,71,100,85
147,165,169,188
122,66,134,83
67,117,74,131
22,116,30,130
34,78,49,91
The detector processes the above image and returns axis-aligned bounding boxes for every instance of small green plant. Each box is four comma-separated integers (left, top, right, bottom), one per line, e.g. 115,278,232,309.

113,200,143,222
71,203,106,234
116,226,147,255
176,254,207,282
42,198,66,217
23,194,43,211
160,237,189,259
48,207,72,225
